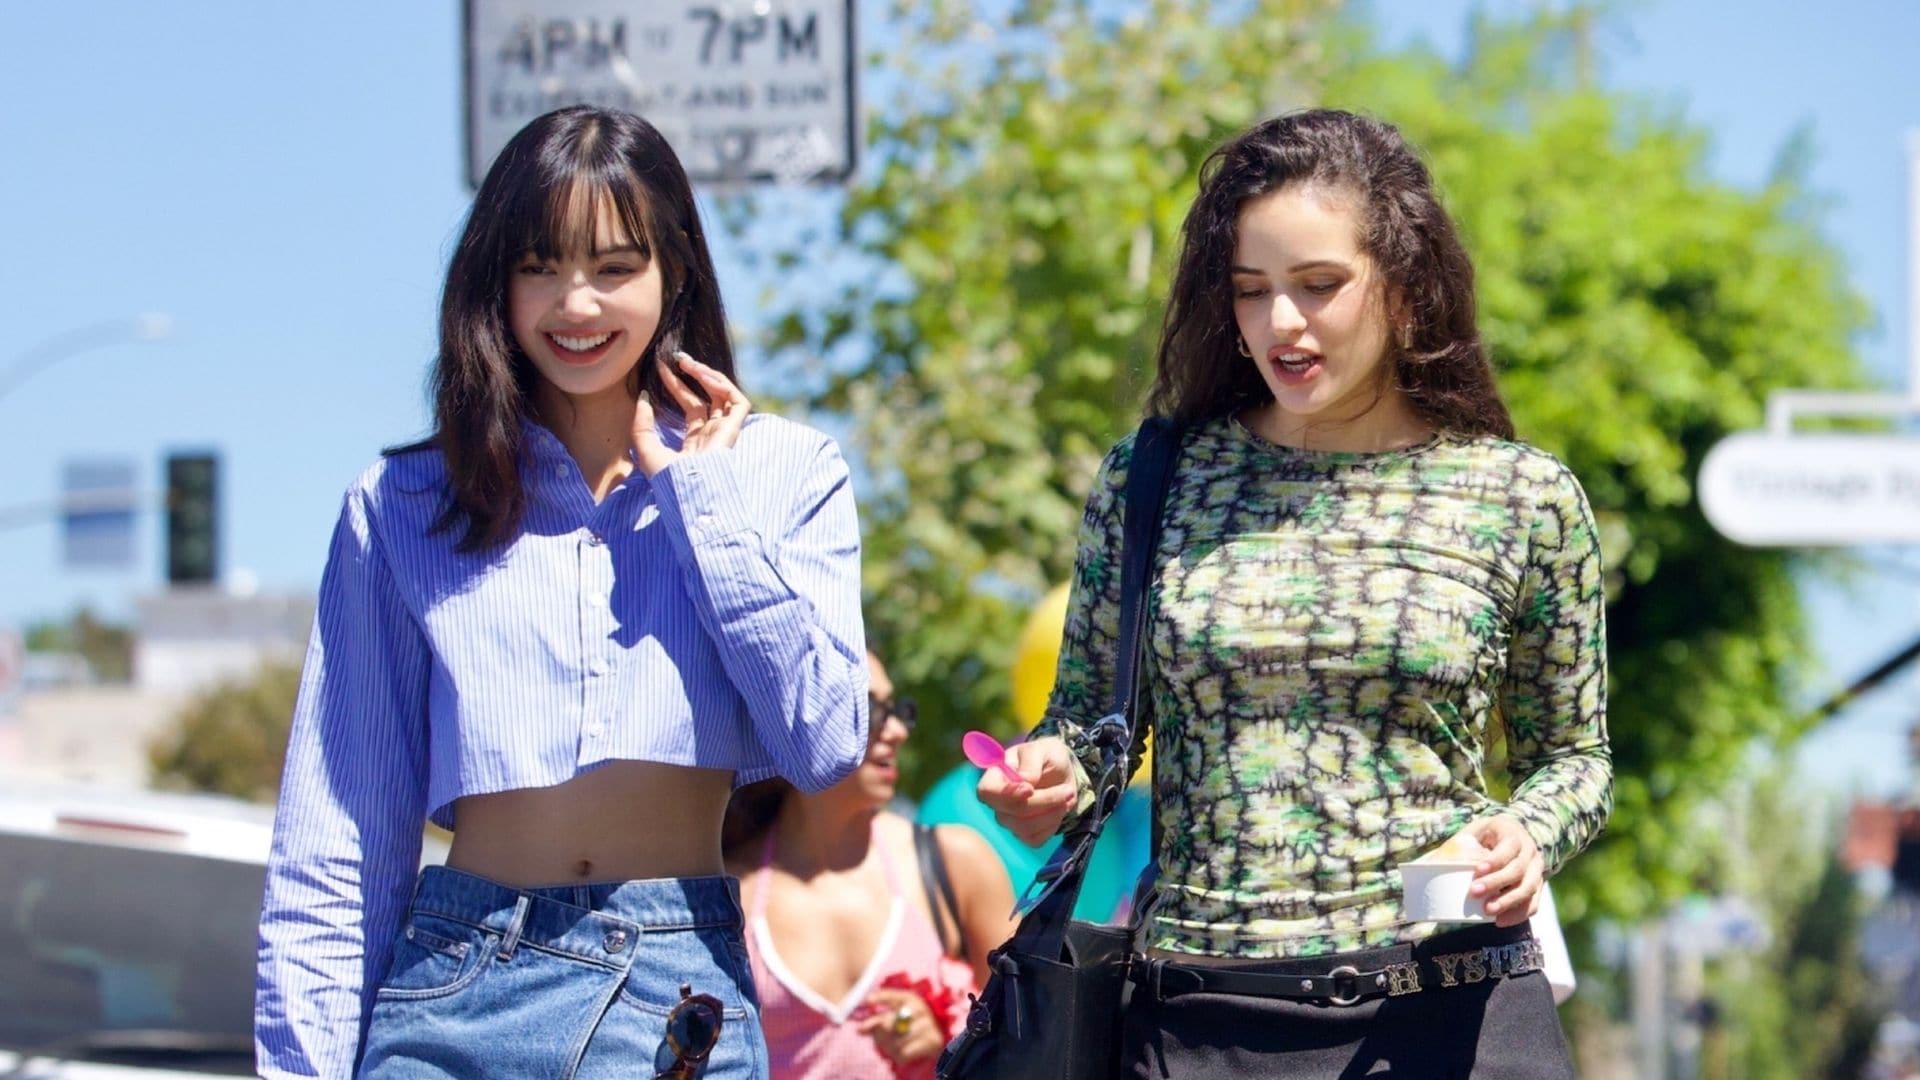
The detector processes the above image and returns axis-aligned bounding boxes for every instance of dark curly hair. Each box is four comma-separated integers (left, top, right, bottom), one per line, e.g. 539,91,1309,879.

1145,108,1512,440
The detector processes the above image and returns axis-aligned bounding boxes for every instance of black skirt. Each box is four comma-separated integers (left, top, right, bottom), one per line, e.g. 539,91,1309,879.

1122,922,1576,1079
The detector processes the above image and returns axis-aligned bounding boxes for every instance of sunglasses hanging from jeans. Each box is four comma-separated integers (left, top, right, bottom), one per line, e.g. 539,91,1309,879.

655,983,724,1079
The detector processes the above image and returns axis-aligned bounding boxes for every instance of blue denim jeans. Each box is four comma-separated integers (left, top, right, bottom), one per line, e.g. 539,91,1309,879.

357,866,767,1079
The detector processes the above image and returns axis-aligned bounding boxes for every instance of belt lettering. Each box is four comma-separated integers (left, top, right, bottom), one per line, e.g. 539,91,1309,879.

1385,963,1422,996
1418,938,1543,995
1505,942,1532,976
1461,950,1488,984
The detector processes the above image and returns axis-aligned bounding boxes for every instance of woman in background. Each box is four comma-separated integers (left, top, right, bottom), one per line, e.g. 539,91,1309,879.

725,650,1016,1078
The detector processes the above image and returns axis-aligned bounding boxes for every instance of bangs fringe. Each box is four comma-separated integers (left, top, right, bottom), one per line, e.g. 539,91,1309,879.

516,147,657,262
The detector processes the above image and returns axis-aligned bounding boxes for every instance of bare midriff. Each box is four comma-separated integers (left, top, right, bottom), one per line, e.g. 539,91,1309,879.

447,760,736,886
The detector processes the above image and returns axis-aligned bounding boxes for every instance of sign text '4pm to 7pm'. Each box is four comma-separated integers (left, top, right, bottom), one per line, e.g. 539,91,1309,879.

464,1,858,189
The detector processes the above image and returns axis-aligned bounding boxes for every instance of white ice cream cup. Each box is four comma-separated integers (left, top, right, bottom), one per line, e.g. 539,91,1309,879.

1400,860,1490,922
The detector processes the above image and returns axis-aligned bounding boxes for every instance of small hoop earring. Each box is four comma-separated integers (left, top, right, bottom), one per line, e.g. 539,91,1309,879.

1236,337,1252,358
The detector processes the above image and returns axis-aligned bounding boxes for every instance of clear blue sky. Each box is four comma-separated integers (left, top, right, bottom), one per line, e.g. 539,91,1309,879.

2,1,1915,795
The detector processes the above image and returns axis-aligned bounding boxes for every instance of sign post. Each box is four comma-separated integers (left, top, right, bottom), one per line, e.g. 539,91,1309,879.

464,1,858,188
1702,131,1920,547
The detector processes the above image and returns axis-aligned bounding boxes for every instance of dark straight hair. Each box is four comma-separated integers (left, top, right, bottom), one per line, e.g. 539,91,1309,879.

426,105,736,551
1146,108,1513,440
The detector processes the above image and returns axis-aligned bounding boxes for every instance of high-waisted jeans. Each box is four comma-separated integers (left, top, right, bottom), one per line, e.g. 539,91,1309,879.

357,865,767,1079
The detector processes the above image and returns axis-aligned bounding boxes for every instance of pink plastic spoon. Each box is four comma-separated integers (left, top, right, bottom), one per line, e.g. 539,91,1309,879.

962,730,1028,788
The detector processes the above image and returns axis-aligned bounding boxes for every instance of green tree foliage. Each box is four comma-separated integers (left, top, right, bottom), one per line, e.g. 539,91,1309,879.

147,659,301,803
25,606,133,684
1694,770,1882,1078
773,0,1871,933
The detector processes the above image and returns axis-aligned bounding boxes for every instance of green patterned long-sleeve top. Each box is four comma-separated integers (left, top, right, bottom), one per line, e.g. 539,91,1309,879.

1033,415,1611,959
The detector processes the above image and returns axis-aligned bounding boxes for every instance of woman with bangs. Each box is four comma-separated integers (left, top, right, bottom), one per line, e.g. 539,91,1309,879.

978,109,1610,1076
255,106,868,1079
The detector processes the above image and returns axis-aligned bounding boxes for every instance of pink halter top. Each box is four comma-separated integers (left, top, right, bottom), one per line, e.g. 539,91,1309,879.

746,820,977,1079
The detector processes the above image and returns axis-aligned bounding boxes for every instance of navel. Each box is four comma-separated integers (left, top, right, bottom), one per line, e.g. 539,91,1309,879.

574,859,595,879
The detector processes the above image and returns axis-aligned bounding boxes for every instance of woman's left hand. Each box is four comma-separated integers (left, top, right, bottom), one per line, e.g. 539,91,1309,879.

855,986,944,1065
1460,814,1544,927
631,350,751,477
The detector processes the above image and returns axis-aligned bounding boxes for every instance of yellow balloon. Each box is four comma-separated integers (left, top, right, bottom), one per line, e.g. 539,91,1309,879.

1008,582,1154,785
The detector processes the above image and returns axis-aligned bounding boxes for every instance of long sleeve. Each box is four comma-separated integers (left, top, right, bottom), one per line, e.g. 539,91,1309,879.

1499,463,1612,875
255,484,430,1079
648,429,867,793
1030,434,1136,820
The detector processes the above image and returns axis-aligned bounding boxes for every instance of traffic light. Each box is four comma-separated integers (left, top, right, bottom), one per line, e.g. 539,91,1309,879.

165,452,219,585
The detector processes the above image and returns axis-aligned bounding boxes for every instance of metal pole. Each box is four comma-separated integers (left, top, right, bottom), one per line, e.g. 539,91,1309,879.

1803,634,1920,729
1632,923,1670,1079
0,490,156,534
1765,133,1920,432
0,314,173,405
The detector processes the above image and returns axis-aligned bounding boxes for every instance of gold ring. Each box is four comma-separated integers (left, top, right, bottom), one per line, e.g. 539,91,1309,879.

891,1005,913,1036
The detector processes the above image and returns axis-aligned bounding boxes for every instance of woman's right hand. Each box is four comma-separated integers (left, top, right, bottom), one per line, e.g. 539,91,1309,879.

977,737,1083,846
631,350,750,478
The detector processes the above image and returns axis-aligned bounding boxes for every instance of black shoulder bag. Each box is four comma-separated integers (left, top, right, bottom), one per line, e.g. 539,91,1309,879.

935,417,1182,1080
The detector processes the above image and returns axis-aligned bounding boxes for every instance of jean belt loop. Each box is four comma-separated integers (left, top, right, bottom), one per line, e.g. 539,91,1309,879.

497,894,533,961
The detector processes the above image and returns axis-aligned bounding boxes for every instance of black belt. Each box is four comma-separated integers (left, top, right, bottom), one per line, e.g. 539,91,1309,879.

1140,922,1544,1007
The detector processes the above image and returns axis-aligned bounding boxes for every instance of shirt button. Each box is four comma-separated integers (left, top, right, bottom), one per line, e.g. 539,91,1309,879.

697,513,716,528
603,928,628,954
589,659,607,676
553,464,567,480
588,592,608,609
585,721,605,738
586,531,605,546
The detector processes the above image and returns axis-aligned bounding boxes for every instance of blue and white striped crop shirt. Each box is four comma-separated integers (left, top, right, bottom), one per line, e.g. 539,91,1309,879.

254,412,868,1079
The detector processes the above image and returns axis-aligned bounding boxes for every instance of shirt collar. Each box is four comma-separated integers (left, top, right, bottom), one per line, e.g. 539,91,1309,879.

517,411,687,468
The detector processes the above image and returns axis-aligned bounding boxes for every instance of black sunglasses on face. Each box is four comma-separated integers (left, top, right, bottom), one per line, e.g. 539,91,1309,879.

655,983,724,1079
869,695,918,735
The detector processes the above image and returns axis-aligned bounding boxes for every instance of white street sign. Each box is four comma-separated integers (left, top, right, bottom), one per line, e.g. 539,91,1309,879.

465,1,857,189
1698,432,1920,545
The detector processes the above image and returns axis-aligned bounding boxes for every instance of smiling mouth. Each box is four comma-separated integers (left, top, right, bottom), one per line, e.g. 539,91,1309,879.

546,330,617,360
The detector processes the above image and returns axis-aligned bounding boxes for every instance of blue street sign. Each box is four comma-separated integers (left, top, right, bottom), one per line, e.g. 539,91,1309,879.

61,459,138,569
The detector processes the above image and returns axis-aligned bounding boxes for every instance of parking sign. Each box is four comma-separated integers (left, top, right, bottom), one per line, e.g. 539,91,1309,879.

465,1,858,188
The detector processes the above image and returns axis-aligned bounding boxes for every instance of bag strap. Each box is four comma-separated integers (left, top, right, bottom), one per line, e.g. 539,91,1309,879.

1115,417,1179,724
1118,418,1178,916
1010,417,1182,945
915,822,969,959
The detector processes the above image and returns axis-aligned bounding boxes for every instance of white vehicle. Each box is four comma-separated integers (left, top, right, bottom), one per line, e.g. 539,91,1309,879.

0,778,447,1079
